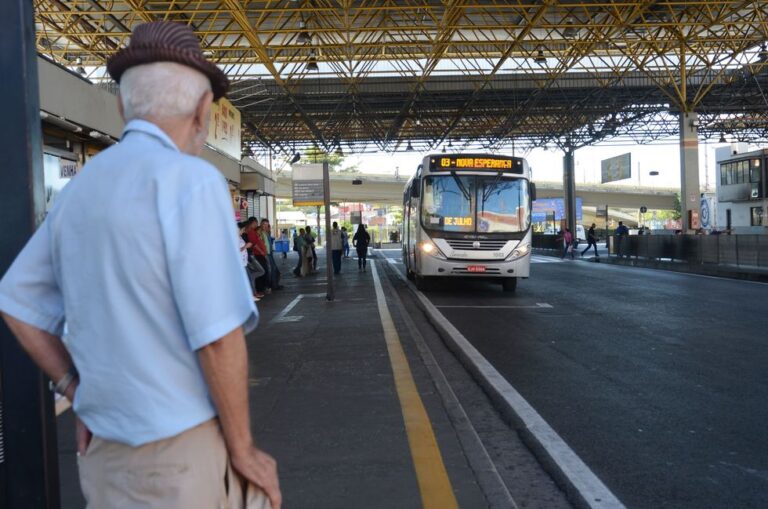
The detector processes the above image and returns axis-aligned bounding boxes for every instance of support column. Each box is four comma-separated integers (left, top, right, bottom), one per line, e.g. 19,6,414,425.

0,1,61,507
680,111,702,231
563,145,577,236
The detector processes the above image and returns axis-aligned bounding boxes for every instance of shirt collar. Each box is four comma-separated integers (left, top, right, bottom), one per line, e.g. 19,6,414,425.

121,119,180,152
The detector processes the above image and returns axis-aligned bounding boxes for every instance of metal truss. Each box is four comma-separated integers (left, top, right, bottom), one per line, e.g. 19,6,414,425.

33,1,768,153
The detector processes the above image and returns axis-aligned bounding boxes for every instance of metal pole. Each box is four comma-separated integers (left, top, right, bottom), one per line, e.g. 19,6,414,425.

563,145,577,236
0,1,61,507
322,162,335,301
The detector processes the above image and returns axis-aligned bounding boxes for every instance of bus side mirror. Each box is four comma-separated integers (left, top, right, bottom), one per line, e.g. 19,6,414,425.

411,178,421,198
530,182,537,201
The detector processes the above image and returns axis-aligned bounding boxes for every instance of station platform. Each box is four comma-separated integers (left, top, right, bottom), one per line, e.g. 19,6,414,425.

56,248,571,509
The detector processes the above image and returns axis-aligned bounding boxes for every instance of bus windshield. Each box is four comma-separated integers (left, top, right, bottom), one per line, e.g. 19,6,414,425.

421,175,530,233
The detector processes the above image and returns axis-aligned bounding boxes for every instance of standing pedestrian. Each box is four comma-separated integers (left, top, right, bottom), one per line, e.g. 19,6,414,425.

304,225,317,271
581,223,599,258
247,217,270,295
293,227,306,277
353,224,371,270
615,221,629,257
261,218,283,290
560,227,575,259
0,21,280,509
239,221,264,301
279,229,290,259
341,226,350,258
330,222,343,274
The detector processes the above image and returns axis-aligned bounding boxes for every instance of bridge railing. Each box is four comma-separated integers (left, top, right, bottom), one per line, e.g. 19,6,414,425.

607,234,768,269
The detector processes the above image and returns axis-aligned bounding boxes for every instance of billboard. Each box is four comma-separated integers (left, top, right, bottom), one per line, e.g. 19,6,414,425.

601,153,631,183
292,164,325,206
532,198,583,223
206,97,242,160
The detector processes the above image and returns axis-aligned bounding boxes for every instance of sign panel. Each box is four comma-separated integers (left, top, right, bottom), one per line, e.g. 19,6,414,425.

600,153,631,183
350,211,362,224
59,160,79,178
206,97,242,160
429,155,522,173
292,164,325,206
532,197,583,222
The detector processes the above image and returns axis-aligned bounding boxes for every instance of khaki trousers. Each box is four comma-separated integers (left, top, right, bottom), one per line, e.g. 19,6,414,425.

78,419,229,509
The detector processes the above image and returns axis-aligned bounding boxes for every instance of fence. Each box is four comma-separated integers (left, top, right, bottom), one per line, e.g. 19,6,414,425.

607,234,768,269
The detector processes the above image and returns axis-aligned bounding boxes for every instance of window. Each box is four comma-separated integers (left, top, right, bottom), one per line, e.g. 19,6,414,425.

751,207,764,226
750,159,762,183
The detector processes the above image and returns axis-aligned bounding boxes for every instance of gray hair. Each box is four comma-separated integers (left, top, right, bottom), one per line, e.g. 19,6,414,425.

119,62,211,121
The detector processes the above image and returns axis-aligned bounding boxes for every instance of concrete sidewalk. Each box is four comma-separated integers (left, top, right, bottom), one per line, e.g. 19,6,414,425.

57,249,491,508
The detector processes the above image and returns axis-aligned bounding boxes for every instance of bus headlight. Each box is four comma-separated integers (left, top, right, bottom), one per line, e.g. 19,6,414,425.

420,241,446,259
508,243,530,260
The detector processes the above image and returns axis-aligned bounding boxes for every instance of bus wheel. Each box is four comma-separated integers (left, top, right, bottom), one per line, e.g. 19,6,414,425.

502,278,517,292
415,275,430,291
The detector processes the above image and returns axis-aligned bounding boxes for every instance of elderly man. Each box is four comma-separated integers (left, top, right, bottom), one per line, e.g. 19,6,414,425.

0,22,280,508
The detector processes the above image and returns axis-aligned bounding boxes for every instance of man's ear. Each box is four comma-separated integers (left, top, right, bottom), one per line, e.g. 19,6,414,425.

117,93,126,123
194,90,214,133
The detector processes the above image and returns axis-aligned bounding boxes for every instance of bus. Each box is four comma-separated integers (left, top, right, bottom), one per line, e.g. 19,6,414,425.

402,153,536,292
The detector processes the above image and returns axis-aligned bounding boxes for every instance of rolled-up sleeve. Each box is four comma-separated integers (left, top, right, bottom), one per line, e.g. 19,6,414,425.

161,176,258,350
0,220,65,336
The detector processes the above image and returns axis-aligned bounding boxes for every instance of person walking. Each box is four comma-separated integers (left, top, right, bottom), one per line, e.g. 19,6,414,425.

293,227,306,277
341,226,350,258
615,221,629,257
304,225,317,271
560,227,575,259
261,218,283,290
0,21,280,509
353,224,371,270
330,222,343,274
581,223,599,258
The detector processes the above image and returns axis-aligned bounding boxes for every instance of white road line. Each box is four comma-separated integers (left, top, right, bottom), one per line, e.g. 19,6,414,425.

385,261,625,509
270,293,326,324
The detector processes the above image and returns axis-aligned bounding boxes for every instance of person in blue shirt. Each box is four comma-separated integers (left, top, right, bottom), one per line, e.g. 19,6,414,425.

615,221,630,257
0,22,280,509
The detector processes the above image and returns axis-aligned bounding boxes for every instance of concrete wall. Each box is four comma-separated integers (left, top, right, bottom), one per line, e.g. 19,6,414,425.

37,57,240,183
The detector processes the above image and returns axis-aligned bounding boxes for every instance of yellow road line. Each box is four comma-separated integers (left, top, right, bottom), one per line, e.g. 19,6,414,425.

370,261,459,509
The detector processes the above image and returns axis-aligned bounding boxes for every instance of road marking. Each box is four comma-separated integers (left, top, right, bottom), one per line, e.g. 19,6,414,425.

437,303,553,309
370,261,459,509
392,265,625,508
270,293,326,324
531,255,564,263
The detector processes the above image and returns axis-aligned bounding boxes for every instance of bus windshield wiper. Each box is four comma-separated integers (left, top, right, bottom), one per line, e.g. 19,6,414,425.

482,171,504,205
450,171,472,201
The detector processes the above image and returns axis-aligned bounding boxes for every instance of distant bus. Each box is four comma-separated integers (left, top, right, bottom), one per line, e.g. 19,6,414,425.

402,154,535,292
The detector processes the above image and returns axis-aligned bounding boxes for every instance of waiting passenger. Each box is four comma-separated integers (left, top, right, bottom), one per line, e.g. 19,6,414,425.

353,224,371,271
330,221,343,274
304,225,317,271
0,21,280,509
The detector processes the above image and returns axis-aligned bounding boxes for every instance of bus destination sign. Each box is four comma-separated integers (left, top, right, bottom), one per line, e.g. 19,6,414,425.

431,156,520,171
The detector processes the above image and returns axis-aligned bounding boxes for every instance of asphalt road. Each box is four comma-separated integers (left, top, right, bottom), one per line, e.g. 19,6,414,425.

380,251,768,509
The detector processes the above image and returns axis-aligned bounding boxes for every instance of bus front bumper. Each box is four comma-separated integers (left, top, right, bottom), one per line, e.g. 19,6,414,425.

418,254,530,278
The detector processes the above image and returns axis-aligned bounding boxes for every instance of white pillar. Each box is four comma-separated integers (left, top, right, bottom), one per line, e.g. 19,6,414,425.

679,112,701,231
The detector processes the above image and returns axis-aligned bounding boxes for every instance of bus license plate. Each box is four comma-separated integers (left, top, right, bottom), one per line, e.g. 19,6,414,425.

467,265,486,273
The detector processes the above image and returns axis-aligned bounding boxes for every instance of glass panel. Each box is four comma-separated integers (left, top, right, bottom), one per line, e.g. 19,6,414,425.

476,177,530,233
421,175,475,232
751,207,764,226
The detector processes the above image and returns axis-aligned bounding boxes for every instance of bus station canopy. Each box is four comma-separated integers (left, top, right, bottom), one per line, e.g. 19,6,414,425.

34,1,768,154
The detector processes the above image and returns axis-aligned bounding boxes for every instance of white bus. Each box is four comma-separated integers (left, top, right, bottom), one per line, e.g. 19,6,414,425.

402,154,535,292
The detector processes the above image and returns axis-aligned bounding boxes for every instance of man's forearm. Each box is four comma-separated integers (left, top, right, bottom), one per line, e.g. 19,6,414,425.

2,312,75,394
197,327,253,452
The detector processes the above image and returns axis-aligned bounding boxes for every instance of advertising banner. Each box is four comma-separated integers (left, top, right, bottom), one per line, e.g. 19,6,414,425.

601,153,631,183
206,97,242,160
292,164,325,206
532,197,583,223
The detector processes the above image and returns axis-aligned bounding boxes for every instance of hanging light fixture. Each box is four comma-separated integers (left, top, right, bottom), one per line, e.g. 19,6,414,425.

290,152,301,164
406,141,414,151
534,48,547,64
306,57,319,72
718,133,727,143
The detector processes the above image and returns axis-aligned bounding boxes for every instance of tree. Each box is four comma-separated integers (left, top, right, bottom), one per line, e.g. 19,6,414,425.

301,145,360,173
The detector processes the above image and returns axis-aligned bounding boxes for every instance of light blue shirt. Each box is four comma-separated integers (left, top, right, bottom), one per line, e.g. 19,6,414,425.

0,119,258,446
